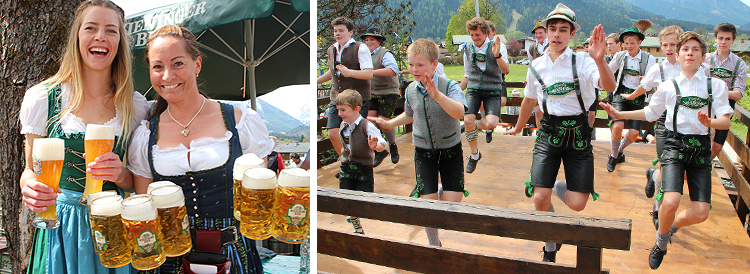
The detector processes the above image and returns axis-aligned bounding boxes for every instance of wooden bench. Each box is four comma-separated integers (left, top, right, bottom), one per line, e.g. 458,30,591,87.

318,187,632,273
715,105,750,230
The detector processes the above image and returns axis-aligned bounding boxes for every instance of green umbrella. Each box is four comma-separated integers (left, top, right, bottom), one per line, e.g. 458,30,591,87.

125,0,310,108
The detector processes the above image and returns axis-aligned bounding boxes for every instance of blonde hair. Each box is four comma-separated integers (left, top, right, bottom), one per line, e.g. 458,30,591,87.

42,0,136,145
607,33,620,41
334,89,363,109
407,39,439,62
659,26,684,41
144,25,203,120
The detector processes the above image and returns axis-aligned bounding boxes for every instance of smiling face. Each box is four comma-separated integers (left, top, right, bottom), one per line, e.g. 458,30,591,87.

469,28,488,47
546,21,575,54
715,31,734,54
661,34,679,63
408,53,437,83
77,6,120,73
677,39,705,72
333,24,353,45
147,36,202,103
534,28,546,43
363,36,381,52
622,35,642,57
336,104,361,124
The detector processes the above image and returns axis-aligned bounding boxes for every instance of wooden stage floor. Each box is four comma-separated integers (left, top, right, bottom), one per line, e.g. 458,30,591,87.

317,134,750,273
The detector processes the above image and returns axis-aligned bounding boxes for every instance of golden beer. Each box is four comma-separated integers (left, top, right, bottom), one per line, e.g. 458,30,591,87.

271,168,310,244
233,153,265,220
240,168,277,240
122,195,165,270
32,138,65,229
82,124,115,203
89,195,132,268
151,185,191,257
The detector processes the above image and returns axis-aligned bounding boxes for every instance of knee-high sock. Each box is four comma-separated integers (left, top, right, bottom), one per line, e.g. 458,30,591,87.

618,137,633,154
656,231,671,250
611,138,621,157
425,227,440,246
383,128,397,145
536,203,557,252
552,180,568,203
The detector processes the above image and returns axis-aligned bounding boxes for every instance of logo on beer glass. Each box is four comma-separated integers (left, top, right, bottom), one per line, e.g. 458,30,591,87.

32,154,41,177
181,214,189,235
286,203,307,225
94,229,108,251
137,230,158,253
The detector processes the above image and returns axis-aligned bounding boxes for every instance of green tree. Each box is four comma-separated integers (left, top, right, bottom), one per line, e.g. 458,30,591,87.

445,0,506,53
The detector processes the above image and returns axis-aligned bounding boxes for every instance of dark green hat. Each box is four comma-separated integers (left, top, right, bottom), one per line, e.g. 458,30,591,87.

531,20,545,34
620,27,645,42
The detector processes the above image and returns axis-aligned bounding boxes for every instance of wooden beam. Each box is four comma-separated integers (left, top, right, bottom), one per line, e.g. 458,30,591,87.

576,246,604,274
718,149,750,216
318,228,606,274
318,187,632,251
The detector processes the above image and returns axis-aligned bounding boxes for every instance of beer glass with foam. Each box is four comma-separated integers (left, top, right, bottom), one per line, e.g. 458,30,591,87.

82,124,115,204
121,194,165,270
147,181,177,194
150,185,191,257
240,168,276,240
232,153,265,220
89,195,132,268
271,168,310,244
87,190,118,206
32,138,65,229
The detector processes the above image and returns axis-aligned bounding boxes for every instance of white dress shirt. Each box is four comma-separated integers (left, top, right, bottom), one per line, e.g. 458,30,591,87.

608,50,656,89
333,38,374,76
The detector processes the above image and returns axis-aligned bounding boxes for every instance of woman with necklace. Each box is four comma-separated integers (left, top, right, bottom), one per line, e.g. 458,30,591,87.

19,1,149,273
127,25,273,273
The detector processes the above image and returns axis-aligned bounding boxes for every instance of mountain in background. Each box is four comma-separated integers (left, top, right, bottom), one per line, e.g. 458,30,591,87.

256,99,308,137
623,0,750,28
403,0,744,40
296,102,311,126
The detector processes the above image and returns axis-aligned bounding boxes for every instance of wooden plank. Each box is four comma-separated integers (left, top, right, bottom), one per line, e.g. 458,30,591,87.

318,187,632,251
317,118,328,130
718,149,750,216
318,228,599,274
726,131,750,169
576,246,605,274
734,105,750,127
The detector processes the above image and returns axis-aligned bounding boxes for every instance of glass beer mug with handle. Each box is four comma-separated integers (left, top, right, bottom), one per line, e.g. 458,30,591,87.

121,194,165,270
271,168,310,244
89,195,132,268
147,180,177,194
150,184,192,257
32,138,65,229
232,153,265,220
240,167,276,240
82,124,115,204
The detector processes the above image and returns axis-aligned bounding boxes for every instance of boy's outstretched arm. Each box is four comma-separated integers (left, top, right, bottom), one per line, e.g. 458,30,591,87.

337,65,373,80
504,97,537,135
599,102,647,120
367,113,413,132
699,112,731,130
589,24,616,92
622,85,649,101
317,70,332,84
368,135,387,151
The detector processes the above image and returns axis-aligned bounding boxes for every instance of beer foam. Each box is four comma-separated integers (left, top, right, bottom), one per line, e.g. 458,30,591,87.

242,168,277,189
278,168,310,187
87,190,118,205
147,181,177,194
84,124,115,140
33,138,65,161
233,153,265,180
121,195,157,221
150,185,185,208
90,195,123,216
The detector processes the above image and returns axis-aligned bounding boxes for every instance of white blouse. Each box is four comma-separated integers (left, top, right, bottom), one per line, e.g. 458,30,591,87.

19,83,149,137
127,106,274,179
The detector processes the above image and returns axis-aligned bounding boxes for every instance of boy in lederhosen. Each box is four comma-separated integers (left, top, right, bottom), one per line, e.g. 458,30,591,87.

601,31,733,269
621,26,685,230
606,20,657,172
504,3,616,263
703,23,747,158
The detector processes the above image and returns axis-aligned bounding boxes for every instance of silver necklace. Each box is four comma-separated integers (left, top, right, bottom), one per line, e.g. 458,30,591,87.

167,97,206,137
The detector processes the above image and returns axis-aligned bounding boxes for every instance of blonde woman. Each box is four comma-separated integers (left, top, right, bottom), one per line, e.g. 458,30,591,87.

19,1,148,273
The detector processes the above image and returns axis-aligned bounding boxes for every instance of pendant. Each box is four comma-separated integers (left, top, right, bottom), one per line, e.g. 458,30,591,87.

181,128,189,137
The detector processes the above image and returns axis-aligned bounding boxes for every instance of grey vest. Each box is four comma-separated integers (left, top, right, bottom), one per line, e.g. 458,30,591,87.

370,47,400,96
465,40,504,91
328,42,371,101
529,42,548,61
339,119,375,165
613,51,651,93
406,76,462,149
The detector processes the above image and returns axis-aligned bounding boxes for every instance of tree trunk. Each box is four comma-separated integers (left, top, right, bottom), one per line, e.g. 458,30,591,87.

0,0,78,272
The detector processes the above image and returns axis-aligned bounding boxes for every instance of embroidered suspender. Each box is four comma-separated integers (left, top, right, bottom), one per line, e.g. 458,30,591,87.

670,78,713,133
710,53,742,89
528,54,586,115
659,63,665,82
